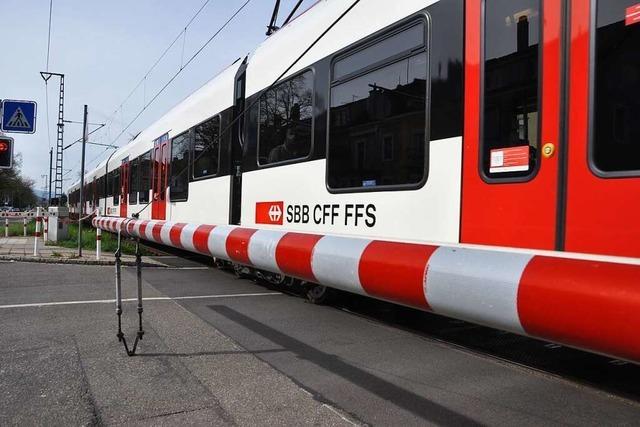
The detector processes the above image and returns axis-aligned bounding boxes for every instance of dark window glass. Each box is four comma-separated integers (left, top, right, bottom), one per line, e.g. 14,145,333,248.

482,0,540,179
138,151,151,203
112,169,120,205
106,172,112,197
334,23,425,80
593,0,640,173
128,159,138,204
328,41,428,190
258,71,313,165
170,132,190,201
193,116,220,178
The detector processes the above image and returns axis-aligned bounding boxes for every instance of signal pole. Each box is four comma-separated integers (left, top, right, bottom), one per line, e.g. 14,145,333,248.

48,148,53,205
78,105,88,257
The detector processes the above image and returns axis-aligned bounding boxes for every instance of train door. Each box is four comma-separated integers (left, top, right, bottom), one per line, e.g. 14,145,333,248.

152,136,169,220
229,59,247,225
120,158,129,217
563,0,640,257
462,0,563,250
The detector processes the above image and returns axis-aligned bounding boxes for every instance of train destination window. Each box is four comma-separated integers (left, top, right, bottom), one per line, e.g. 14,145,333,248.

592,0,640,174
128,158,138,204
258,70,313,165
482,0,540,180
138,151,151,203
192,116,220,178
328,21,428,190
170,132,190,201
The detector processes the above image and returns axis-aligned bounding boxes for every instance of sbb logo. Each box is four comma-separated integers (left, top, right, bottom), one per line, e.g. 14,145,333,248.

255,201,284,225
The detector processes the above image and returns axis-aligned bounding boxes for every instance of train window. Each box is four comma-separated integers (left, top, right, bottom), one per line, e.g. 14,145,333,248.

138,151,151,203
591,0,640,174
170,131,190,201
328,21,428,191
112,169,120,205
482,0,540,180
258,70,313,165
192,116,220,179
129,158,138,204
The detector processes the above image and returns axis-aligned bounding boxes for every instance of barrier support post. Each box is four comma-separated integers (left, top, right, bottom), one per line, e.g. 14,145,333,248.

96,228,101,260
33,208,41,256
4,218,8,238
23,218,27,237
44,216,49,241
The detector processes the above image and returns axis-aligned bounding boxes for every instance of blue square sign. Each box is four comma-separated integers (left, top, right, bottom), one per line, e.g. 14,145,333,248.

1,100,37,134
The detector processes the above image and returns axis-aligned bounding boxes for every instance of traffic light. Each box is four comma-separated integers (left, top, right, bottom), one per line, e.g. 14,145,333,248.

0,136,14,169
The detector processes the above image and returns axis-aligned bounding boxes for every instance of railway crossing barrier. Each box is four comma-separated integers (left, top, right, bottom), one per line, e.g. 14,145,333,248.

93,216,640,364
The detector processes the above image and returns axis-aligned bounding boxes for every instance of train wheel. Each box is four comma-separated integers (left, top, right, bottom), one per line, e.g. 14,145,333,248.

305,284,332,305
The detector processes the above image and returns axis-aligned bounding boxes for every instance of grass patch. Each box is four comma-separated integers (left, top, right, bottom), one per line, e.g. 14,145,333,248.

49,223,151,256
4,220,37,236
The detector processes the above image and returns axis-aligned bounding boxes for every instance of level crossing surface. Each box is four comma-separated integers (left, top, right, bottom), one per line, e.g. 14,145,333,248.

0,259,638,425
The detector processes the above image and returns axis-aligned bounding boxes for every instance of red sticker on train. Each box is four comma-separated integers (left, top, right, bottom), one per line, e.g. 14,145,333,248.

489,146,529,174
255,201,284,225
626,4,640,26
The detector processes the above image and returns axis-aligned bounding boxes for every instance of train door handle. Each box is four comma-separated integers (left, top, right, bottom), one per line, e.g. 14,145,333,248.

542,142,555,159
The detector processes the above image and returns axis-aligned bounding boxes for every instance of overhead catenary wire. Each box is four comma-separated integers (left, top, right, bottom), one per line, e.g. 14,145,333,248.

132,0,362,217
78,0,248,180
105,0,252,151
101,0,215,133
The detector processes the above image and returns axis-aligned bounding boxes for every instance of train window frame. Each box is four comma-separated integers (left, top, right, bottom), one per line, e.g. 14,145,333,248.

169,130,191,202
112,168,120,206
256,68,316,169
479,0,544,184
138,150,152,203
191,114,222,181
326,15,432,194
128,157,138,205
587,0,640,178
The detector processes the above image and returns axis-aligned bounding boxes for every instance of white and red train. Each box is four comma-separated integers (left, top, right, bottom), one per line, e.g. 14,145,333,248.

70,0,640,362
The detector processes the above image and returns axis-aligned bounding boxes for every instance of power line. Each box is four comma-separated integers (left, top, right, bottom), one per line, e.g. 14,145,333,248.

46,0,53,71
101,0,215,133
106,0,252,151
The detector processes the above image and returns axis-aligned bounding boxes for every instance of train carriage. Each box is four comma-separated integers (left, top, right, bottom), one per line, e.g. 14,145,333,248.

70,0,640,362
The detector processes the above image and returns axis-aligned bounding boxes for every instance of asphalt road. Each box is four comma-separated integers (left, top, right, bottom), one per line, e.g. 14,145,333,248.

1,259,639,425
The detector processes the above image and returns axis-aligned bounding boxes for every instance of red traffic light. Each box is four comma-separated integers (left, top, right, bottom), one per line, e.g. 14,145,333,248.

0,136,13,168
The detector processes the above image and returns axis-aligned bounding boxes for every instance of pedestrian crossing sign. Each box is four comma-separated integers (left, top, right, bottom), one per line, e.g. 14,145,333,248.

1,100,37,134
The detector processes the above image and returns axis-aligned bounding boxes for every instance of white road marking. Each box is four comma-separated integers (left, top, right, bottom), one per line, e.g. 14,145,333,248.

0,292,282,309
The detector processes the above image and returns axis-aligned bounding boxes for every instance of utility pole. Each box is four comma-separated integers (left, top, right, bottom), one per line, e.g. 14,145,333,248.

78,105,88,258
40,72,65,205
48,148,53,205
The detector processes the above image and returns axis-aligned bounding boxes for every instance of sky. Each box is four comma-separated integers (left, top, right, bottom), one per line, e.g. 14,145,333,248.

0,0,306,193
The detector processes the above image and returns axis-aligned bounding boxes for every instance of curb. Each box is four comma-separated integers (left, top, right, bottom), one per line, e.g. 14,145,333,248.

0,255,163,267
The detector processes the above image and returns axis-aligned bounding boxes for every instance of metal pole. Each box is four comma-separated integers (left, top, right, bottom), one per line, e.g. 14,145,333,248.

4,218,8,238
78,105,88,257
48,148,53,205
33,207,41,256
96,227,101,260
23,217,27,237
